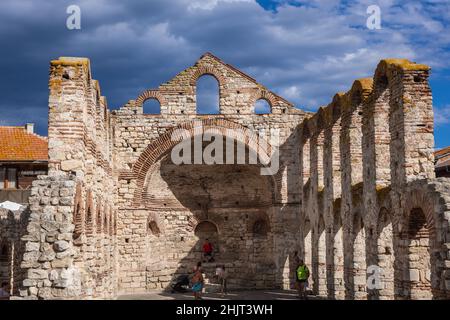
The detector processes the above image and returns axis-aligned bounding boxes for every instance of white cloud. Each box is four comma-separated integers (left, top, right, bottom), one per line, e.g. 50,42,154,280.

281,86,302,100
188,0,252,11
435,105,450,126
0,0,449,122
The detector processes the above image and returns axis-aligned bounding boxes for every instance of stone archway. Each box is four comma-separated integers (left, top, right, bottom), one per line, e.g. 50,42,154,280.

400,187,439,299
406,207,432,299
131,119,282,208
194,221,219,257
376,207,395,299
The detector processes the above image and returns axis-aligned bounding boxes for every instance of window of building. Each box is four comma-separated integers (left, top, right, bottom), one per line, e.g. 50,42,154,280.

254,99,272,114
196,75,220,114
0,168,17,189
143,98,161,114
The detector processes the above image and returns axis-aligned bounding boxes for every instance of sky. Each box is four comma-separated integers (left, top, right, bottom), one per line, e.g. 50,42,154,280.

0,0,449,148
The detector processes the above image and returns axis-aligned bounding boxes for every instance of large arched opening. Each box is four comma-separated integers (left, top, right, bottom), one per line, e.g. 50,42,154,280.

405,207,432,299
129,133,278,292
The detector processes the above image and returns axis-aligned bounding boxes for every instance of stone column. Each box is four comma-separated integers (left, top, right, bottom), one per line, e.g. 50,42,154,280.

323,102,343,298
386,60,435,188
48,57,92,175
340,90,364,299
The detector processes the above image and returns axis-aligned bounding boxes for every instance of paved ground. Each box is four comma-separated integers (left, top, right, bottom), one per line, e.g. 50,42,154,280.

118,289,317,300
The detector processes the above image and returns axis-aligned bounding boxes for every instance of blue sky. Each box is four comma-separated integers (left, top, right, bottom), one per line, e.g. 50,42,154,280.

0,0,449,148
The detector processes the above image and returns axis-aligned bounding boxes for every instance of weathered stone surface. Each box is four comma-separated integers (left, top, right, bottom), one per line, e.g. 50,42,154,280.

54,240,70,252
1,55,449,301
60,160,83,172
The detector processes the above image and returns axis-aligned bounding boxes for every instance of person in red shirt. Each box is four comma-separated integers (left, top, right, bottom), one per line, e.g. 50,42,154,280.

202,239,214,262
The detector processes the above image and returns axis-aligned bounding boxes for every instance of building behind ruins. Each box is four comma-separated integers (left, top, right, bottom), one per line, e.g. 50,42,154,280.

0,53,449,299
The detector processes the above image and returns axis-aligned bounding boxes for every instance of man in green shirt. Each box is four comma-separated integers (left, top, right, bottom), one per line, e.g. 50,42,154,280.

296,260,310,300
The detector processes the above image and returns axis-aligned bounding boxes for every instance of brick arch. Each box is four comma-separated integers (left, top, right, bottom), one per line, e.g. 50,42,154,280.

131,118,282,207
96,197,103,234
372,187,392,229
402,188,436,236
247,211,271,235
85,190,94,236
250,89,278,112
73,182,84,239
189,65,227,87
135,89,166,107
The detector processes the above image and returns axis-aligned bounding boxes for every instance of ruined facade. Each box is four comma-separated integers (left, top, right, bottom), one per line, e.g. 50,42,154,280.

1,53,450,299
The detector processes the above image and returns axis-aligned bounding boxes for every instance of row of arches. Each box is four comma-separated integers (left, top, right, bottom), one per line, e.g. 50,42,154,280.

148,219,270,239
73,187,117,240
302,205,435,299
141,75,273,115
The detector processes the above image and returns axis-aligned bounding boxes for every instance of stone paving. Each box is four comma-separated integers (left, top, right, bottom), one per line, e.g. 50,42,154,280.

117,289,317,300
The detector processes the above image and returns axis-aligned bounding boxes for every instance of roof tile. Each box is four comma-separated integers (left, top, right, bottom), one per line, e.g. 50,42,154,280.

0,126,48,161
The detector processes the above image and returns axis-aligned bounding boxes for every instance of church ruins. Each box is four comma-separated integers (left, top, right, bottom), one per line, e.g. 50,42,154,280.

1,53,450,299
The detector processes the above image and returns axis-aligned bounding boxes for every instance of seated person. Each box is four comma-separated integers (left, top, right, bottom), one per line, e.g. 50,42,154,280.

202,239,214,262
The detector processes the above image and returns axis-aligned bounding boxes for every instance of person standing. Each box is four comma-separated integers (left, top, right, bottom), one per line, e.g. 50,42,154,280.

191,265,204,300
296,259,310,300
215,265,228,297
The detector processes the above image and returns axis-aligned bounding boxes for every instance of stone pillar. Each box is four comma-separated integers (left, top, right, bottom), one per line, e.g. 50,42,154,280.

386,60,435,188
19,175,82,299
308,115,326,296
362,74,389,285
340,90,364,299
323,102,343,299
48,57,93,175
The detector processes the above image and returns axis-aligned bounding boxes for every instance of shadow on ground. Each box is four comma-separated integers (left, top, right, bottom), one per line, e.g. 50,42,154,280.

117,289,321,300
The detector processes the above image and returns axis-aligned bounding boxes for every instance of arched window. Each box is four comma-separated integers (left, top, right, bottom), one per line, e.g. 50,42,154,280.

252,219,269,237
194,220,218,247
143,98,161,114
196,75,220,114
254,99,272,114
408,208,428,238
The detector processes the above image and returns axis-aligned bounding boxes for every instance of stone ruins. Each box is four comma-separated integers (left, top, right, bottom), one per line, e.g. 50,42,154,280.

1,53,450,299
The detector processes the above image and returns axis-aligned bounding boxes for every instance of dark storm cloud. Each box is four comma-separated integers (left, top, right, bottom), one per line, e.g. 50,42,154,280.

0,0,449,136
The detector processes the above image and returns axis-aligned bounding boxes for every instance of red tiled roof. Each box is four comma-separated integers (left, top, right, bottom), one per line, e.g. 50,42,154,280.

0,126,48,161
435,146,450,158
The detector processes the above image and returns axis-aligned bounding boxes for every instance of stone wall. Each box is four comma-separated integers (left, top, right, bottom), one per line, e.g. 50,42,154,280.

6,54,450,299
300,59,450,299
0,208,28,296
112,53,306,293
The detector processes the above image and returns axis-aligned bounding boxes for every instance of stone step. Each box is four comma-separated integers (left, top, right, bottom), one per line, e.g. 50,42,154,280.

203,283,222,293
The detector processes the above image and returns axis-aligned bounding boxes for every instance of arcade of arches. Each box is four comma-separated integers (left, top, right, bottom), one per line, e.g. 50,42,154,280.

1,54,450,300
